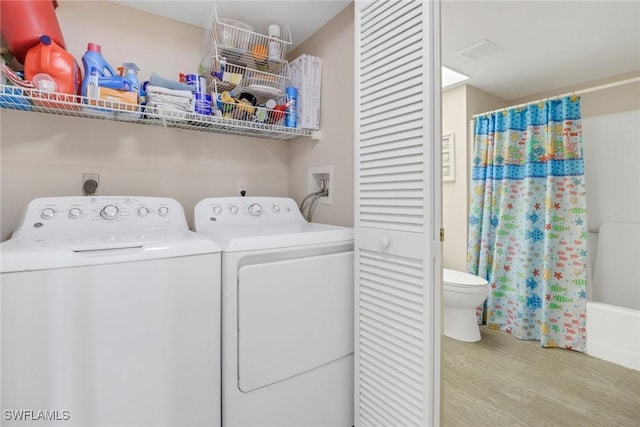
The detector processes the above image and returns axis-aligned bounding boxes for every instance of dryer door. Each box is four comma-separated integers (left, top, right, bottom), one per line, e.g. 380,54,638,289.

237,250,354,392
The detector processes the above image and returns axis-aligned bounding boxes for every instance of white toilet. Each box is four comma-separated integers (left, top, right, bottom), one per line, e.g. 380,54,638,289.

443,268,489,342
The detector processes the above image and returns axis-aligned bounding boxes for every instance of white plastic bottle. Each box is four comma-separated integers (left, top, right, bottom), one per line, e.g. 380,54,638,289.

268,24,281,61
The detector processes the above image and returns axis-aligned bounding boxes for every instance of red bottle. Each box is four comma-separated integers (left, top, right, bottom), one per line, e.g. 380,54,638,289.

0,0,66,65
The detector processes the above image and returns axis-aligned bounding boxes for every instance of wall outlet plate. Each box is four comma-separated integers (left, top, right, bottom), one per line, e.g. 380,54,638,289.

82,173,100,195
83,173,100,186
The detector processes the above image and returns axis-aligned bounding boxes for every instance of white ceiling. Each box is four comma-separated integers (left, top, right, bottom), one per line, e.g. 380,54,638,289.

441,0,640,100
109,0,640,101
109,0,352,52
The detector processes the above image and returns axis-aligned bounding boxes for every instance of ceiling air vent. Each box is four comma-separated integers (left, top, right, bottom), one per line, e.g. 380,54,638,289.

457,39,503,61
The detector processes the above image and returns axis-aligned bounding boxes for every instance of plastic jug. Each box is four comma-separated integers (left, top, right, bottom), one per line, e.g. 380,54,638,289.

0,0,66,65
81,43,118,97
24,35,81,95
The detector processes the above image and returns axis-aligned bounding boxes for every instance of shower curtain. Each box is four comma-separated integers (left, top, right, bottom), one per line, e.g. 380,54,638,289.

467,96,588,351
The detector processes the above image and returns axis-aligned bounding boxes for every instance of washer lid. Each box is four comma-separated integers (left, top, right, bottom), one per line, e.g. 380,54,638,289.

0,229,220,273
443,268,488,287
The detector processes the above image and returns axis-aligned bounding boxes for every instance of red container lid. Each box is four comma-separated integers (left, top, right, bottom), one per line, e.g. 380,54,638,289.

87,43,102,53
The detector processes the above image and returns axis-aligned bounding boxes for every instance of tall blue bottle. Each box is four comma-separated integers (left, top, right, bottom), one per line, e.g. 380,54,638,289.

285,86,297,128
81,42,117,97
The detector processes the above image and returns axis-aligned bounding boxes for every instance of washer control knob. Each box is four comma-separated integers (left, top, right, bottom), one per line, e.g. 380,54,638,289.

248,203,262,217
158,206,170,217
213,206,223,215
272,204,281,213
137,207,150,217
229,205,239,215
68,208,83,219
100,205,119,220
41,208,56,220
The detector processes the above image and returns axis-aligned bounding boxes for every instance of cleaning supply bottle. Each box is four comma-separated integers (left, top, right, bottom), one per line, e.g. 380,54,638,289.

81,42,117,97
121,63,140,98
24,35,81,95
87,67,100,100
268,25,282,61
285,86,297,127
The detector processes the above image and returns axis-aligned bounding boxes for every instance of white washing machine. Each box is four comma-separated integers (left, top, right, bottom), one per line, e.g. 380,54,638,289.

1,196,221,427
194,197,354,427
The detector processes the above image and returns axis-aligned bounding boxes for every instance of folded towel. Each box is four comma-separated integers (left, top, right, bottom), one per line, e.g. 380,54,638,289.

149,73,194,92
148,93,192,105
145,85,193,99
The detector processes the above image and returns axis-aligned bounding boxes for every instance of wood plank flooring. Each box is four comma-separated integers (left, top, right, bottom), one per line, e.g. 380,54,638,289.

443,326,640,426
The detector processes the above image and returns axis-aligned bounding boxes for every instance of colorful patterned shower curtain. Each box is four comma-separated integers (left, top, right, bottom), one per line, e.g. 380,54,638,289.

467,96,588,351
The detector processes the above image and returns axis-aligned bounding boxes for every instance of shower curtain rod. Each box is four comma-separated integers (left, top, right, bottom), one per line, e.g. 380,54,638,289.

472,76,640,119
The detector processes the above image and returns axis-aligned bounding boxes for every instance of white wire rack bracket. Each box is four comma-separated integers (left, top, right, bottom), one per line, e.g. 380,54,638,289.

0,85,310,141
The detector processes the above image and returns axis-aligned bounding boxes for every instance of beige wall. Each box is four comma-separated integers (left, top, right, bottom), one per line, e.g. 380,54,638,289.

441,85,467,271
1,0,294,240
287,4,354,227
441,84,506,270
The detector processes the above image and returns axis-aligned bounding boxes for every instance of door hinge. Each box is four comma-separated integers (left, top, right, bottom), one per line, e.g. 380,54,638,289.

440,228,445,242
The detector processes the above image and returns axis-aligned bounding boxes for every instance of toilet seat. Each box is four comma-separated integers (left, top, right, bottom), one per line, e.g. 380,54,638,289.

443,268,488,288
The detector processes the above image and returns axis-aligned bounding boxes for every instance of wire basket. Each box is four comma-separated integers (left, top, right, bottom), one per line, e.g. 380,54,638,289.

211,81,290,126
203,51,291,98
212,7,292,63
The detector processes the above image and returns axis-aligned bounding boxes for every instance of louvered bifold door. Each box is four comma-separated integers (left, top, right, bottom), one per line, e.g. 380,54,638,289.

355,1,441,426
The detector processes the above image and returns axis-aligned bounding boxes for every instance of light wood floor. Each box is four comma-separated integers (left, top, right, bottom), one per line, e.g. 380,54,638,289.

443,326,640,427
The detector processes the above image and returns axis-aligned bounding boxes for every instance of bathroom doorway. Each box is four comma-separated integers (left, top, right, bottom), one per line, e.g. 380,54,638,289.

440,1,640,425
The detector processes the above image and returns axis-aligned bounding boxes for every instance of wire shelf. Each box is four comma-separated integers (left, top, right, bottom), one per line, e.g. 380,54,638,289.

0,84,310,141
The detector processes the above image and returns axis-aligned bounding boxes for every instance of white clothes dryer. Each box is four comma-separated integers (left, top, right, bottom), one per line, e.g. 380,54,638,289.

194,197,354,427
1,196,221,427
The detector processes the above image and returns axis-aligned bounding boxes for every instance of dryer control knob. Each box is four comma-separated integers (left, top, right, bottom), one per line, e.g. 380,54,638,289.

248,203,262,217
137,207,150,217
100,205,120,220
229,205,239,215
272,204,281,213
68,208,83,219
158,206,170,217
41,208,56,220
213,206,223,215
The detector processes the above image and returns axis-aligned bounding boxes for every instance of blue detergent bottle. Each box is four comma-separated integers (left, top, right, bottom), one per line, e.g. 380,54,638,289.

81,42,117,97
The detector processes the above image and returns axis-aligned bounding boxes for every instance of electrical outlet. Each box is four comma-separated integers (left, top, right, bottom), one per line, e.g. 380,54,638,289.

237,178,248,196
82,173,100,195
82,173,100,186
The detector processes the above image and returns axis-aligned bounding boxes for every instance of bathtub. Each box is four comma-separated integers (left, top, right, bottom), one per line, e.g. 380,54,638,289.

586,223,640,371
586,302,640,371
